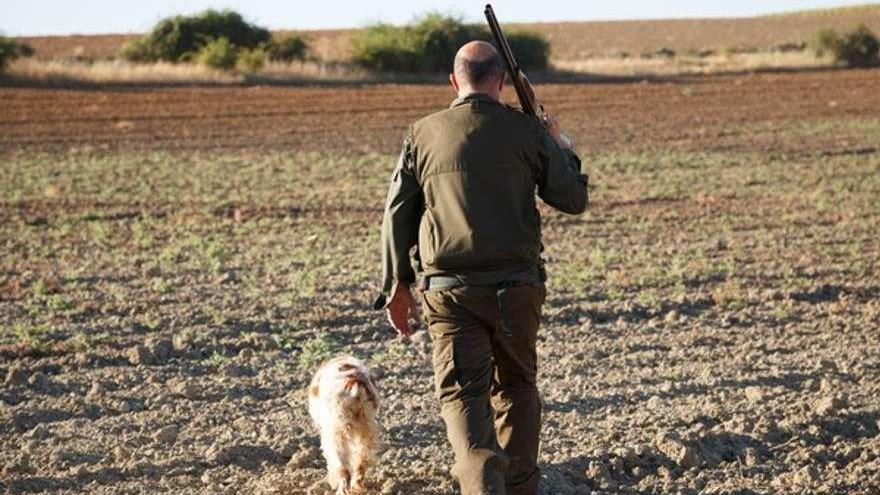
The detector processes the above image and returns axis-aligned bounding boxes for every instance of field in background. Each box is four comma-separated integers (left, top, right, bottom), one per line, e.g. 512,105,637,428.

10,4,880,81
1,68,879,494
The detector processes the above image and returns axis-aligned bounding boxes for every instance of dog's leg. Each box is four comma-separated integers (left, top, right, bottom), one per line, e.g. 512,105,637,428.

322,432,351,494
348,431,374,494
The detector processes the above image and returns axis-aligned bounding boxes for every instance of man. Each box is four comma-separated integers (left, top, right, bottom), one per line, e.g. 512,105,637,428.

375,40,588,495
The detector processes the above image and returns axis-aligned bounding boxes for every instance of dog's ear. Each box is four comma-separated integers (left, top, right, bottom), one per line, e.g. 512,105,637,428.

309,383,320,398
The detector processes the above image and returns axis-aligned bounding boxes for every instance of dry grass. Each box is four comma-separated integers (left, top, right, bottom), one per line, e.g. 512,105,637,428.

5,59,373,85
5,50,835,87
554,51,832,77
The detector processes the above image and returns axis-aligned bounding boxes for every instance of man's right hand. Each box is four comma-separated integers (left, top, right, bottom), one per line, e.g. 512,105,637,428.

385,282,418,339
542,112,573,149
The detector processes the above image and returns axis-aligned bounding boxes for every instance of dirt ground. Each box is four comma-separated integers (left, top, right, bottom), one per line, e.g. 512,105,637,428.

1,68,879,495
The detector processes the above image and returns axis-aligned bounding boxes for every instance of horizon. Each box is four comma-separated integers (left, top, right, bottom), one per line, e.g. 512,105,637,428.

3,0,878,37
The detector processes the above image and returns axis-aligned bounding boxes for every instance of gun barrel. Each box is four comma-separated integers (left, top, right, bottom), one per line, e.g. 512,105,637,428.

484,4,538,116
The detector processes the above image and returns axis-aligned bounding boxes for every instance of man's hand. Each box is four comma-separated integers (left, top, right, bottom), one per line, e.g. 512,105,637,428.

385,282,419,339
542,112,572,149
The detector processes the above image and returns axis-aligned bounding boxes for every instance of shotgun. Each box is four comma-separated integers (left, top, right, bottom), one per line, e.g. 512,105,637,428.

484,4,572,147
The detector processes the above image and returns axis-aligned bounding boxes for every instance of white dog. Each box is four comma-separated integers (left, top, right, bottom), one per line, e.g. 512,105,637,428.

308,355,380,495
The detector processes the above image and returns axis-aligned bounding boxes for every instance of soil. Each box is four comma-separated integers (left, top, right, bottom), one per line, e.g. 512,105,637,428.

1,68,879,495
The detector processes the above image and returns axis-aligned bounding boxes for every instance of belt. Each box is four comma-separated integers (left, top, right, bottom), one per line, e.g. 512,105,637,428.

423,271,542,291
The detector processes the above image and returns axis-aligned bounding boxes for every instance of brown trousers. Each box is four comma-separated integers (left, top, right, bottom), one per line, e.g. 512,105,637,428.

423,283,546,495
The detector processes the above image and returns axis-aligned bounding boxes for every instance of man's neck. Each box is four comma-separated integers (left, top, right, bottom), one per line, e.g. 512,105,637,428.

458,90,500,101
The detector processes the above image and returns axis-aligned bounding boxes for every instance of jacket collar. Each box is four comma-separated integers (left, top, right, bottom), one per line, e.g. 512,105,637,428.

450,92,501,108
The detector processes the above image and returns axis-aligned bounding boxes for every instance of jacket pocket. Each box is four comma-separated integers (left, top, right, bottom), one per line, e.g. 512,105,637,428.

419,209,438,267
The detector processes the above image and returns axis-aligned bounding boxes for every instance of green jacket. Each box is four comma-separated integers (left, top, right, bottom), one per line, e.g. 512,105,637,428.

376,93,588,307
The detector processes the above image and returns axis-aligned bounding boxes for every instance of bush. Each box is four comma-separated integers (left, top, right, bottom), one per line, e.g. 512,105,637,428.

197,37,238,71
0,37,34,72
122,9,270,63
353,13,549,73
505,31,550,71
236,47,266,73
813,25,880,67
266,34,308,62
813,28,841,57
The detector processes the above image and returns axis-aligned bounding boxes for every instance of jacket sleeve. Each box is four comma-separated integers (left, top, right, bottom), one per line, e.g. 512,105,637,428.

536,126,589,214
374,135,424,310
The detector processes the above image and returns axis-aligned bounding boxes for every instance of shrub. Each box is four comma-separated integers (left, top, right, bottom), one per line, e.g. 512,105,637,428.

813,25,880,67
236,47,266,73
836,25,879,67
0,37,34,72
353,13,549,73
121,9,270,63
813,28,841,57
411,13,485,73
352,24,421,72
197,37,238,71
266,34,308,62
505,31,550,70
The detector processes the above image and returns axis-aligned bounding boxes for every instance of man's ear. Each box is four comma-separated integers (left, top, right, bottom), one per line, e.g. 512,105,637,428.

449,73,459,93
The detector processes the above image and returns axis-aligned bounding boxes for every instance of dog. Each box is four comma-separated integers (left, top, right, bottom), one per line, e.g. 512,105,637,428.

308,355,380,495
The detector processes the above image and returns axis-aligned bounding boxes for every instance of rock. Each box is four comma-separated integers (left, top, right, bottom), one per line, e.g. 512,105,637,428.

814,396,844,416
148,338,174,362
220,362,252,378
243,333,278,351
410,331,431,345
238,348,255,360
86,381,106,401
127,345,155,366
287,449,315,469
744,386,764,403
28,371,49,390
646,395,662,410
26,424,50,440
654,432,702,469
744,447,759,467
794,465,818,485
171,380,201,400
5,366,28,386
585,460,610,483
664,310,679,323
153,425,178,444
114,446,132,461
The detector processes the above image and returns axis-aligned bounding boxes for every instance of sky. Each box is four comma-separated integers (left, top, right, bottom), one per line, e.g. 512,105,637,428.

2,0,876,36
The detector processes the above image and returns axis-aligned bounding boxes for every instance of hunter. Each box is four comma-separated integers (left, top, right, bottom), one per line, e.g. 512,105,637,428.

375,40,589,495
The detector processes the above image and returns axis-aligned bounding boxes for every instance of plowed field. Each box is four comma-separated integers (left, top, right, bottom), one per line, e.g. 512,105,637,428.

2,69,880,495
2,70,878,157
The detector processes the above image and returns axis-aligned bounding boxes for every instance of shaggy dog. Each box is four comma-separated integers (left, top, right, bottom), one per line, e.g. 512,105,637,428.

308,355,380,494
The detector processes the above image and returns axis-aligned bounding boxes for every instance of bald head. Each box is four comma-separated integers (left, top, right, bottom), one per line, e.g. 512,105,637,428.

452,41,504,96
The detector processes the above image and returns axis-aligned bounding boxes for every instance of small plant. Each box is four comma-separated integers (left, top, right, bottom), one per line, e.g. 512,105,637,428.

197,37,238,71
205,350,228,366
0,37,34,72
298,333,341,369
151,277,173,295
8,322,50,352
813,25,880,67
46,295,74,313
266,34,309,62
